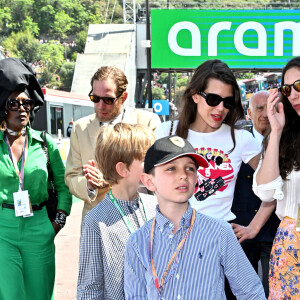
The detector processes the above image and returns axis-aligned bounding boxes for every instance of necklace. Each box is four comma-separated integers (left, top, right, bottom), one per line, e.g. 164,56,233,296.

6,127,26,136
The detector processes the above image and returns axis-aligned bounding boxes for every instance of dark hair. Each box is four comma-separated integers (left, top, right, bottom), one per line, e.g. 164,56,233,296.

90,66,128,95
175,59,244,153
277,56,300,179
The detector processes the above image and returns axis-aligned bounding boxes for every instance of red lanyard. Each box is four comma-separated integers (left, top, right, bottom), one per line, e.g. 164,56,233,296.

150,209,196,295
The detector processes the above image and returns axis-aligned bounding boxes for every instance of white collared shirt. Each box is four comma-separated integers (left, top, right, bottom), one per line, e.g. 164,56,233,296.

99,107,125,127
252,126,264,145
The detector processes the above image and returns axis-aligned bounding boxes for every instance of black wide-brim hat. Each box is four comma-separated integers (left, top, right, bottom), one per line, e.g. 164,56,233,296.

0,58,44,121
144,135,209,173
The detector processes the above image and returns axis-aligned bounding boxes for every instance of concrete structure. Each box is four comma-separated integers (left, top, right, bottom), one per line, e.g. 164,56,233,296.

71,24,137,107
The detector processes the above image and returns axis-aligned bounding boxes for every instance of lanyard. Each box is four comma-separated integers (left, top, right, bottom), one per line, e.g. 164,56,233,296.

150,209,196,296
108,189,147,234
4,133,27,191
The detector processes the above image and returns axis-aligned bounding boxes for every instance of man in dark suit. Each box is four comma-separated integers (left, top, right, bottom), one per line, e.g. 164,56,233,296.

231,91,280,298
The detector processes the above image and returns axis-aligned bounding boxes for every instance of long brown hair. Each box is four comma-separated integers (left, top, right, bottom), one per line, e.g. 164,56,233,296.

175,59,244,152
277,57,300,179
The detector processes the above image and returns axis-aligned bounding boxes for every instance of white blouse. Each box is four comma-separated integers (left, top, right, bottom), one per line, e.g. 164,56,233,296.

253,163,300,221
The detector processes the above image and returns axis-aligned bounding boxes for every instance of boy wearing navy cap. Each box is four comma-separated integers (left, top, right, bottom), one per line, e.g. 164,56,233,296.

124,135,266,300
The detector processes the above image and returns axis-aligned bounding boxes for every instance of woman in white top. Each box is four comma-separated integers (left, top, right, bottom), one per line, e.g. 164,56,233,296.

155,60,261,222
246,56,300,300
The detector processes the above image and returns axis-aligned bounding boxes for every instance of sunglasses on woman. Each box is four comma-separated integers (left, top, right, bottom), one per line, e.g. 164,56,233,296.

7,98,34,112
279,79,300,97
88,91,123,105
198,91,235,110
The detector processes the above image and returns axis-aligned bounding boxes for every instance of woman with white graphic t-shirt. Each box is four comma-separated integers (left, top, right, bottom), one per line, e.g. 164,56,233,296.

155,59,262,222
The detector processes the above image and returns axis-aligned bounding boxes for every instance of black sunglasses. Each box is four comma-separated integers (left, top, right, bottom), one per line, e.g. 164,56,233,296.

198,91,235,110
279,79,300,97
88,91,123,105
6,98,34,112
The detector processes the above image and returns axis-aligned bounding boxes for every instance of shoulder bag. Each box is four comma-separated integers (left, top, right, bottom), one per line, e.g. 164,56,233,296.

41,131,58,221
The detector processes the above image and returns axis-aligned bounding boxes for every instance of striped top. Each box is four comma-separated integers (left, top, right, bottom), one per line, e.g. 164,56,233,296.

124,205,266,300
77,192,157,300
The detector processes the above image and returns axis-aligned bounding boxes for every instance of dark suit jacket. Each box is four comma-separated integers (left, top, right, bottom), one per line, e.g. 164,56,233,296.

231,127,280,242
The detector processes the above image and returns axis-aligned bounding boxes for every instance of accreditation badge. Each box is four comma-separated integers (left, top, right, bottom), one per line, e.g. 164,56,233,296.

13,190,33,217
23,195,34,218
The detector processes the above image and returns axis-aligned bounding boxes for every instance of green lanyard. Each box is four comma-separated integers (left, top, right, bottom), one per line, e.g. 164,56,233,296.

108,189,148,234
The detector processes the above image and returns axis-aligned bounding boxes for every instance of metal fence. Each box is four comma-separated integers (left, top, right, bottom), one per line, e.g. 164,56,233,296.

137,1,300,22
139,1,300,9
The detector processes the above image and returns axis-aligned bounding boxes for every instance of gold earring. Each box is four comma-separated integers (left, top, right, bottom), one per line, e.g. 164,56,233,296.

0,120,7,132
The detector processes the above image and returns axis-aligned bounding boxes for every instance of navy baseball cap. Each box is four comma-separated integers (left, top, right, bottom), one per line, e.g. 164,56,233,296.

144,135,209,173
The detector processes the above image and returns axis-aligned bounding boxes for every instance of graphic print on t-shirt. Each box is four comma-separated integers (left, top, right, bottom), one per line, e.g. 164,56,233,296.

194,147,234,201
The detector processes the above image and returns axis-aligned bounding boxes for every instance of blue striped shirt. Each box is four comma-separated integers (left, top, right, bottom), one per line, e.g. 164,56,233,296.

124,205,266,300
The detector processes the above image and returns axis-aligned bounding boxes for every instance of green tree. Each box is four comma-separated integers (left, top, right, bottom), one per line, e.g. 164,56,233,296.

67,0,91,31
40,41,64,73
85,0,104,24
22,16,39,37
51,11,73,40
58,62,75,91
158,73,169,85
39,68,55,87
0,7,11,37
71,52,77,61
75,30,88,53
16,31,40,62
39,41,65,86
152,87,165,100
111,4,123,24
177,76,188,88
1,31,19,56
238,72,255,80
36,4,55,35
0,0,115,41
1,30,40,62
1,0,35,32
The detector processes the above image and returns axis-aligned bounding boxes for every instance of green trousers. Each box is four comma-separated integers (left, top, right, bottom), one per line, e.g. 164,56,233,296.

0,206,55,300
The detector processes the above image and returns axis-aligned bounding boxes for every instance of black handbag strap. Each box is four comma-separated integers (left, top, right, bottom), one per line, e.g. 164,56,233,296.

41,131,54,183
169,120,174,136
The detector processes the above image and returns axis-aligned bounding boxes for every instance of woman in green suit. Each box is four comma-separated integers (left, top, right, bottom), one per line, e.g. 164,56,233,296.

0,58,72,300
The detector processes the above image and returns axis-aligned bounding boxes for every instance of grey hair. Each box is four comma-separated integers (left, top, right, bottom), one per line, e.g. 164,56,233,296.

248,90,270,112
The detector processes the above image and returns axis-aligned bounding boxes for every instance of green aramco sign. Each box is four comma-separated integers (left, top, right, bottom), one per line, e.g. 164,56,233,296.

151,10,300,69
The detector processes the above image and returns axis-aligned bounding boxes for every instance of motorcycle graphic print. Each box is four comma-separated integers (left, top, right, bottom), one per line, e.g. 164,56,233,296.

194,147,234,201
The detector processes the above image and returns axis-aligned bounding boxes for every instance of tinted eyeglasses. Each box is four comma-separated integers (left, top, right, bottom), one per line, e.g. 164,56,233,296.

88,91,123,105
6,98,34,112
198,91,235,110
279,79,300,97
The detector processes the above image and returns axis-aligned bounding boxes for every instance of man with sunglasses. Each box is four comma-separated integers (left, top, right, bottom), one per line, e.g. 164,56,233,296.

65,66,161,220
231,91,280,298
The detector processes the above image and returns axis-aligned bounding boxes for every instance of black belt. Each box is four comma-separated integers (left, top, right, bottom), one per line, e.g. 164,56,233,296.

2,201,47,211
